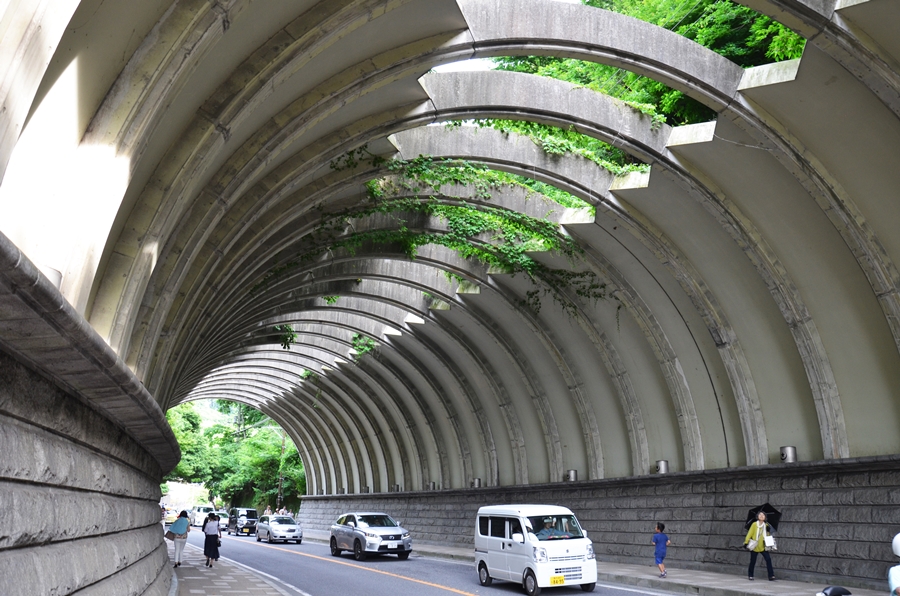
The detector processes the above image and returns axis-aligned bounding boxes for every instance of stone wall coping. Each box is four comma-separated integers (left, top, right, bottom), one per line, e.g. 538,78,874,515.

0,230,180,472
301,453,900,500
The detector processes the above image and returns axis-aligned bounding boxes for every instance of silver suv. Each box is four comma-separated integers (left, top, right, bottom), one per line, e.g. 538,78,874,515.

329,512,412,560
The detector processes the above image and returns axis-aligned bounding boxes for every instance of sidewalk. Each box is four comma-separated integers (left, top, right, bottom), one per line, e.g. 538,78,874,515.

167,540,301,595
168,530,885,596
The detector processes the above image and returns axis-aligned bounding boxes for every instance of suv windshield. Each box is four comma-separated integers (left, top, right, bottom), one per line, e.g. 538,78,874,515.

527,515,584,541
357,514,397,528
271,516,295,525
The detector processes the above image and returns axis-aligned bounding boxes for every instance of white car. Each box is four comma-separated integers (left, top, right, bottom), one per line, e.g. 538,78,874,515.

216,511,229,531
475,504,596,595
191,506,214,526
256,515,303,544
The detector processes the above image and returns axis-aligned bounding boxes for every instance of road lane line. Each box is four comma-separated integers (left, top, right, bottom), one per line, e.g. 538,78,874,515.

184,542,311,596
248,542,478,595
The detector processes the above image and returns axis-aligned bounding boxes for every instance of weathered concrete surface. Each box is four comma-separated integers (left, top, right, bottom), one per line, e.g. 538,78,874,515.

0,231,178,594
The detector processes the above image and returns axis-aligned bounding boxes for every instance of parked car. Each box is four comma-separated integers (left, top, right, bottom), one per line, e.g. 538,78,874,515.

163,508,178,524
256,515,303,544
329,512,411,560
191,506,214,526
474,504,596,595
227,507,258,536
216,511,229,531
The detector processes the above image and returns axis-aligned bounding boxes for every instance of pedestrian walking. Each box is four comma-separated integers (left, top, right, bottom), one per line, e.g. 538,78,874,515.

744,511,775,581
652,522,670,578
170,511,190,568
202,512,221,567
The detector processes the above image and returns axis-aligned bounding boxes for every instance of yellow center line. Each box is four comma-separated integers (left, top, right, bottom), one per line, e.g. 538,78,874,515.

231,538,477,595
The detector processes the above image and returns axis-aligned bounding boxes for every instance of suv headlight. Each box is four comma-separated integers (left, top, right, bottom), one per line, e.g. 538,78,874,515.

364,531,378,538
402,532,410,539
534,547,548,563
586,543,595,560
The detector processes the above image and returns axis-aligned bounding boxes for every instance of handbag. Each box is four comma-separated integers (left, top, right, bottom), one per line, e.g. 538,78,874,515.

164,530,175,541
764,534,776,551
746,538,758,550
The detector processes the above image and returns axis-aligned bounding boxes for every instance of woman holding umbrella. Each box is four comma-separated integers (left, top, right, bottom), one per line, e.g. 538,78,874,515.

744,511,775,581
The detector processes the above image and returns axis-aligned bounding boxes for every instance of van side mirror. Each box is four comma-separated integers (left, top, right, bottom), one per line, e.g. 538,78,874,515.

512,532,525,544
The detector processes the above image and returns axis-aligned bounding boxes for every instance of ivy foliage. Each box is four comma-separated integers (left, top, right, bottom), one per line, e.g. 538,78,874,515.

254,153,609,317
299,369,322,408
273,324,296,350
351,333,377,362
472,120,650,176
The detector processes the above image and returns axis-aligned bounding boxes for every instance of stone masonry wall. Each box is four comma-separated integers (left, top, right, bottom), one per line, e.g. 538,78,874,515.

299,457,900,590
0,351,171,596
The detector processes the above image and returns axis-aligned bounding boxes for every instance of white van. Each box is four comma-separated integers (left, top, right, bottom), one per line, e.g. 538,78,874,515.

475,504,596,595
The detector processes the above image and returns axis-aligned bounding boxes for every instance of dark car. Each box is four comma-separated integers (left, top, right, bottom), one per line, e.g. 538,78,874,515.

227,507,258,536
329,511,412,560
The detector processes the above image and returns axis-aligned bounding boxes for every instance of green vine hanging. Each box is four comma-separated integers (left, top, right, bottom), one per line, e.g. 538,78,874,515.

299,369,321,408
253,153,613,318
351,333,377,362
273,324,296,350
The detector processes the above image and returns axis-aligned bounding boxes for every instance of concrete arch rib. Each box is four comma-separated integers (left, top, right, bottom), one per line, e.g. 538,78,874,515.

222,210,586,482
179,264,492,490
91,27,472,358
189,366,368,493
415,68,846,461
453,0,900,383
391,124,761,467
229,256,528,485
182,327,418,493
187,351,395,495
186,382,342,495
184,390,330,496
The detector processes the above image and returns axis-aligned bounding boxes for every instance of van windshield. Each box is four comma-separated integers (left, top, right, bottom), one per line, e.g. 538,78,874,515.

527,515,584,541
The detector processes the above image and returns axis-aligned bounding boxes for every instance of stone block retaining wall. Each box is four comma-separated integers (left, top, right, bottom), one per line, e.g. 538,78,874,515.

0,351,171,596
299,458,900,590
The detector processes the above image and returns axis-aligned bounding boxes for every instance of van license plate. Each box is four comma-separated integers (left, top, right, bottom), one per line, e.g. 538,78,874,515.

242,528,249,534
550,576,565,586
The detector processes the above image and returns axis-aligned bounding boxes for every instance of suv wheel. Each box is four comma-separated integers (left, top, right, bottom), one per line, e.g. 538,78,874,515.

353,540,367,561
256,532,261,542
330,537,341,556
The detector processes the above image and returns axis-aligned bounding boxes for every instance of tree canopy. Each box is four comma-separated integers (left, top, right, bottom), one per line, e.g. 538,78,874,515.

164,401,306,511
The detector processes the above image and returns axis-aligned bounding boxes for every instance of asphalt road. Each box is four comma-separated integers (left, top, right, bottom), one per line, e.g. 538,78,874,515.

184,531,670,596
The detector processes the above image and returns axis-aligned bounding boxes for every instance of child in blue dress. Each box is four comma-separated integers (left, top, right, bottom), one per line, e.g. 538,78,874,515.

652,522,671,578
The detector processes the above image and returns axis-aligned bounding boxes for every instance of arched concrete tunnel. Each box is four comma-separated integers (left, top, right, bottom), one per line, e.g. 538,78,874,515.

2,0,900,594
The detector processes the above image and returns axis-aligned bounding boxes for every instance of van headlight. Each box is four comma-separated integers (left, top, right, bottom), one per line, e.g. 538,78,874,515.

533,547,548,563
586,543,595,560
